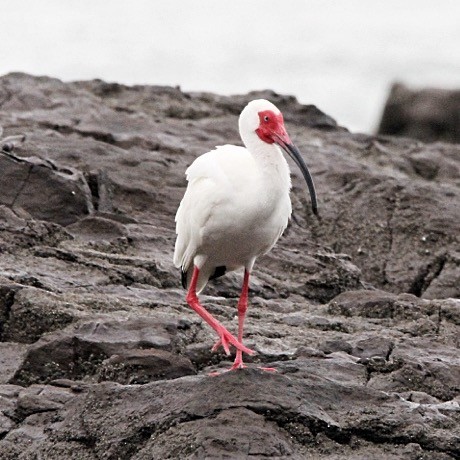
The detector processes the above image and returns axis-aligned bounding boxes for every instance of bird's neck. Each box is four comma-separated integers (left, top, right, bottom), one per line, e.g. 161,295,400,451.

245,138,292,193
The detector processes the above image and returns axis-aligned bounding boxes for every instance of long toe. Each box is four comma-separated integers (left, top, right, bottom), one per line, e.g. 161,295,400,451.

234,341,255,355
212,336,230,355
212,327,255,356
223,330,254,355
211,339,222,353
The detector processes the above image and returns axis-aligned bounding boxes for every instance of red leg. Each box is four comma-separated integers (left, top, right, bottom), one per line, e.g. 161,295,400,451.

230,269,250,370
186,266,254,356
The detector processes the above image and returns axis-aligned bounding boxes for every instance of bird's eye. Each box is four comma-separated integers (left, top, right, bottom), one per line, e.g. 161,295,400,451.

264,116,269,122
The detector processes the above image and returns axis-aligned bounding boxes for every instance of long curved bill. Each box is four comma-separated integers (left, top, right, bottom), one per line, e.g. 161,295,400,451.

275,138,318,216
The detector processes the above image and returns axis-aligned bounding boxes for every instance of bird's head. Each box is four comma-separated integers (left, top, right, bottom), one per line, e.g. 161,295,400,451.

239,99,284,145
239,99,318,217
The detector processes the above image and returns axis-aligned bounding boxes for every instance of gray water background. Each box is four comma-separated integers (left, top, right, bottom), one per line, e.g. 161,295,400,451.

1,0,459,133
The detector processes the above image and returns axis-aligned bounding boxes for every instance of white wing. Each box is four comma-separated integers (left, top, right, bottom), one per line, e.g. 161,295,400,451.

173,145,254,272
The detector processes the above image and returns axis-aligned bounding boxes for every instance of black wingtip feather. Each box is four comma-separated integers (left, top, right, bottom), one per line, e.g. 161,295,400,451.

181,265,227,290
209,266,226,281
181,268,187,289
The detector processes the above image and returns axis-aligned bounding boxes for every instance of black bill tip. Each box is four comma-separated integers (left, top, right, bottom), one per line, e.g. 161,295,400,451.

278,141,319,218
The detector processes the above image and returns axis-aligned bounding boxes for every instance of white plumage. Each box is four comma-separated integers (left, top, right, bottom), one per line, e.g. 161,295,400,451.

174,143,292,291
173,99,317,370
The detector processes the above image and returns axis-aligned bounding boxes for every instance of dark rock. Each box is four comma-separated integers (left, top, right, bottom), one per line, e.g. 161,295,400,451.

327,290,438,320
351,336,394,360
2,287,83,344
66,215,127,241
184,342,224,369
0,73,459,459
294,346,326,359
398,390,440,405
98,348,196,384
279,354,368,386
2,369,458,459
0,150,93,226
0,283,21,340
377,82,460,143
15,384,75,420
311,172,460,297
0,384,20,437
0,205,72,253
281,313,308,327
319,339,353,355
2,73,458,297
10,316,194,385
256,247,363,303
422,251,460,300
0,343,28,383
440,298,460,325
145,407,298,459
367,338,460,401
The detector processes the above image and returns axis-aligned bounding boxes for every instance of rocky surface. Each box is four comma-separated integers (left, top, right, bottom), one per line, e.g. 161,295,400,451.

377,82,460,143
0,72,458,459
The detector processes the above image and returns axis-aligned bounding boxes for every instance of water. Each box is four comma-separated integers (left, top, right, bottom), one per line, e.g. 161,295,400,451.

1,0,459,133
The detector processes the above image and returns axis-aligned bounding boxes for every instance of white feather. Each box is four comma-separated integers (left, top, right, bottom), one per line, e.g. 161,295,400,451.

174,100,293,293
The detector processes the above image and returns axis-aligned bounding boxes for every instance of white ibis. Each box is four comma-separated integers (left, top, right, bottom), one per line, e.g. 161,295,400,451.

174,99,318,371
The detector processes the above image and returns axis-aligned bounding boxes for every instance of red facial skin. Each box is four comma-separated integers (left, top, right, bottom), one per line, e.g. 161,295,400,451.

255,110,292,146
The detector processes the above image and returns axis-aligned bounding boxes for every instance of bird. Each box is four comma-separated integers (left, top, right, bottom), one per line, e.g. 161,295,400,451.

174,99,318,371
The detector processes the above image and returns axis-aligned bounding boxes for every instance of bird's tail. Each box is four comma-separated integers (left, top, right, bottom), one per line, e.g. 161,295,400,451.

181,267,191,289
181,265,226,293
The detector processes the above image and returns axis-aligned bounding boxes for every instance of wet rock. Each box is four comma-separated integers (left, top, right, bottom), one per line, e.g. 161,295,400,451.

328,289,398,318
256,247,363,303
306,139,460,297
3,369,458,459
0,73,459,459
0,151,93,226
294,346,326,359
0,414,14,440
377,82,460,143
0,206,72,253
351,336,394,360
319,339,353,355
0,283,20,340
367,338,460,401
399,390,440,405
2,72,458,297
0,343,28,383
0,385,21,437
440,298,460,325
422,251,460,300
15,384,75,420
145,407,297,459
66,215,127,241
10,316,195,384
2,287,83,344
327,290,438,320
184,342,224,369
98,348,196,384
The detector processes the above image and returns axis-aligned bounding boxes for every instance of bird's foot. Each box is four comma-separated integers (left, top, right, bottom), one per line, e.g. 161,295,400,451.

230,362,247,370
230,352,247,370
230,357,277,373
211,328,255,356
207,356,246,376
208,362,277,376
